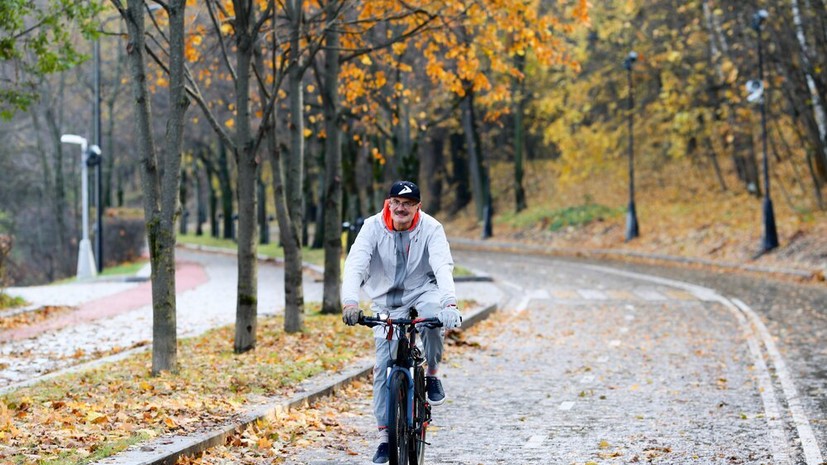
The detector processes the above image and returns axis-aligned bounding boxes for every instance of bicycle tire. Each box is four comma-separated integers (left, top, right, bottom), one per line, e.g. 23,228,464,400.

388,371,410,465
410,365,428,465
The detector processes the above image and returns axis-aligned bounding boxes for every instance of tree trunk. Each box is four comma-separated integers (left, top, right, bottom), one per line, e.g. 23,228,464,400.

460,90,490,221
790,0,827,182
117,0,189,375
199,151,221,238
195,158,205,236
269,135,304,329
320,4,342,315
103,34,126,210
209,172,219,237
258,177,269,244
704,137,727,191
702,0,758,196
283,0,306,333
448,132,471,214
422,130,444,214
232,0,260,354
513,53,527,213
311,165,325,249
178,166,188,235
216,140,234,240
355,138,372,215
33,102,73,278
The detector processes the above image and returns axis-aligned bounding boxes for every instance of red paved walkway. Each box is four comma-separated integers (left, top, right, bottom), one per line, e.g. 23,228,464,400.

0,261,209,343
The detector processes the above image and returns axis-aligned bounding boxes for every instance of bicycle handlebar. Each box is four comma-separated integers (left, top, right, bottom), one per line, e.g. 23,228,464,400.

358,313,443,329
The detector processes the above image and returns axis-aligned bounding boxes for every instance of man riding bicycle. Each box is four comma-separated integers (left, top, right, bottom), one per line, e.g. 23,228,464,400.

342,180,462,464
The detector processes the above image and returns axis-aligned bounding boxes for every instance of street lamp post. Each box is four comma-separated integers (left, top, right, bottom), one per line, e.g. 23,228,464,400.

60,134,100,279
624,51,640,241
93,36,104,273
752,9,779,253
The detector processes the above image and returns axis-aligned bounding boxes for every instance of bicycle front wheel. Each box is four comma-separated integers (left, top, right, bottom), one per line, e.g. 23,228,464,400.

411,365,428,465
388,371,410,465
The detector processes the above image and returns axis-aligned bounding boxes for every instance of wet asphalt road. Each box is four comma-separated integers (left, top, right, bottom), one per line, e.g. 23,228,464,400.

569,252,827,457
461,249,827,464
273,249,825,465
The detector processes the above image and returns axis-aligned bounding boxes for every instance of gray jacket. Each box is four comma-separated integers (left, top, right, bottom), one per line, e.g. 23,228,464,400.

342,204,457,311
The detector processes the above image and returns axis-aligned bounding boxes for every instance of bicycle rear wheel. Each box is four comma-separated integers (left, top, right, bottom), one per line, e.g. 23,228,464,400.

388,371,410,465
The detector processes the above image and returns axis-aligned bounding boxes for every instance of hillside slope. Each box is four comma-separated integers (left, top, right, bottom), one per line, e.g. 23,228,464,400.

441,159,827,281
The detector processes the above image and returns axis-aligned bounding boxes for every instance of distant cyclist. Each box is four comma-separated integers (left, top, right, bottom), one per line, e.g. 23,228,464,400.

342,180,462,464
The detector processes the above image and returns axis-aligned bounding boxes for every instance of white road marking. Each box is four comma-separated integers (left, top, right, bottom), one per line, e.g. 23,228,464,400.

577,289,608,300
733,298,824,465
514,289,550,313
500,280,523,292
724,299,793,465
559,401,575,410
516,296,531,312
524,435,545,448
580,375,595,384
619,327,629,333
625,314,635,321
578,263,818,464
609,340,621,347
634,289,667,301
597,356,609,363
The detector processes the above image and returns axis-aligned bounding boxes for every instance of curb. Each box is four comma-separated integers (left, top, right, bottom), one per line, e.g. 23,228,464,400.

92,302,499,465
449,237,823,281
454,275,494,283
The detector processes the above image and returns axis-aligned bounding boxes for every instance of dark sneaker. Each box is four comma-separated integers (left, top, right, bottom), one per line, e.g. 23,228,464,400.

426,376,445,406
372,442,389,464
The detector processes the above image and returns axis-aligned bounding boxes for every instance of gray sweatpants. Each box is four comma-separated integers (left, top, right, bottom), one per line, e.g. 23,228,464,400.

372,294,443,428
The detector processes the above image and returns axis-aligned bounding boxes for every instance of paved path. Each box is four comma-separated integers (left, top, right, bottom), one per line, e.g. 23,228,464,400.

0,247,505,394
0,248,325,390
280,251,820,464
0,261,208,342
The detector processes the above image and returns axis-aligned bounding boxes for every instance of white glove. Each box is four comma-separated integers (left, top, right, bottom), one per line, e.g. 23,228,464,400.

437,305,462,329
342,305,362,326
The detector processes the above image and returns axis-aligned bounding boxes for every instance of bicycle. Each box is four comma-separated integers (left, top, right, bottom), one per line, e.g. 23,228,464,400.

359,311,443,465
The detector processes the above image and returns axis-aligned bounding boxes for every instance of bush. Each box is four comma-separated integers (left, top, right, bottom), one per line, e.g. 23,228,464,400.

0,234,11,288
546,203,621,231
100,209,146,266
0,234,26,308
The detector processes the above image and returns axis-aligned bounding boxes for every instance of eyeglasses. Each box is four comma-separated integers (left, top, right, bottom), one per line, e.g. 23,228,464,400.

389,199,419,209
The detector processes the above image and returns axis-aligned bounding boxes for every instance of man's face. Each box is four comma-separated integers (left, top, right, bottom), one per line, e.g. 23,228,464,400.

389,197,420,228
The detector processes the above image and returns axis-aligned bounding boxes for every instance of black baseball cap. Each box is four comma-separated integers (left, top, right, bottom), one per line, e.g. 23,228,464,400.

388,180,420,202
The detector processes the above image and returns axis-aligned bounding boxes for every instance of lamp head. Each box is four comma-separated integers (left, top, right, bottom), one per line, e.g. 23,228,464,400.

88,144,102,157
60,134,87,146
746,79,764,103
752,9,768,31
623,51,637,70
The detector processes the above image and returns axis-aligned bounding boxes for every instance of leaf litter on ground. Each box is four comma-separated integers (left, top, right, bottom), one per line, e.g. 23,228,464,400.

0,308,372,465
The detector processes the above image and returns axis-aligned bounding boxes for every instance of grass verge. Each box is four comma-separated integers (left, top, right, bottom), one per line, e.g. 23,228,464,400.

0,293,27,310
177,234,327,268
500,203,623,232
99,261,147,278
